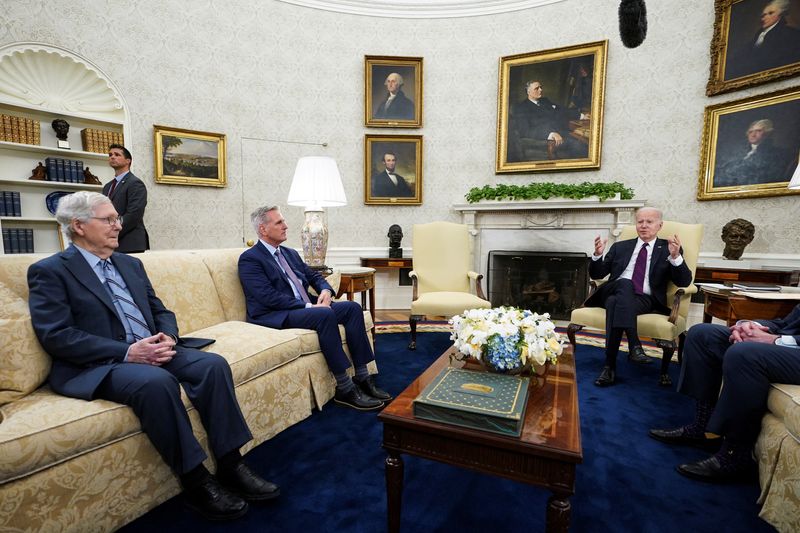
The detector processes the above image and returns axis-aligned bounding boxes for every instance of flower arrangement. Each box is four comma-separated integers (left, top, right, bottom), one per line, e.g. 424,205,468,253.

450,307,563,373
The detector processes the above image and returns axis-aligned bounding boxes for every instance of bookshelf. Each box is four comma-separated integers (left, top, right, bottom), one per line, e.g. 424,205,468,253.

0,43,130,255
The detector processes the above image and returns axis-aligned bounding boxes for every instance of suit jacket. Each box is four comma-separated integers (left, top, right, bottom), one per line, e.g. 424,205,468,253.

103,172,149,253
759,304,800,344
586,237,693,310
714,139,792,187
371,170,414,198
238,243,334,329
27,245,178,399
728,18,800,79
374,90,414,120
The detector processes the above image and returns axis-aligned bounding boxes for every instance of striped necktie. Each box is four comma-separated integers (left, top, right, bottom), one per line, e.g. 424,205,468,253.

102,260,152,342
275,248,311,304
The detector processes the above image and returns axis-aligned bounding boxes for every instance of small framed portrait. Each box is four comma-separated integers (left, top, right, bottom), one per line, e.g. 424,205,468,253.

364,134,422,205
364,56,423,128
153,125,227,187
697,85,800,200
496,40,607,174
707,0,800,96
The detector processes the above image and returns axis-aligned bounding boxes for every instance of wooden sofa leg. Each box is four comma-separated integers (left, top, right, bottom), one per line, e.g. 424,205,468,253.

408,315,421,350
655,340,676,387
566,323,584,353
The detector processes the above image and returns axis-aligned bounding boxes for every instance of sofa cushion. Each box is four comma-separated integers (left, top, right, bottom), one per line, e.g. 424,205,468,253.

786,396,800,444
0,318,51,406
768,383,800,422
134,251,227,333
197,249,248,322
0,255,38,304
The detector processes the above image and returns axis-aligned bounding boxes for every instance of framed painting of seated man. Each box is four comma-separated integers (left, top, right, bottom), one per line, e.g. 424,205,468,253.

697,85,800,201
495,40,607,174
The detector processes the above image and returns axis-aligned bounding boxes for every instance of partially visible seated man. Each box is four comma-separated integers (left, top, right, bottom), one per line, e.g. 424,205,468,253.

27,191,279,521
238,205,391,411
650,305,800,482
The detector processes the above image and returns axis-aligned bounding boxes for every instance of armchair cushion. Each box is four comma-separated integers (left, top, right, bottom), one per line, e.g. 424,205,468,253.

411,292,491,318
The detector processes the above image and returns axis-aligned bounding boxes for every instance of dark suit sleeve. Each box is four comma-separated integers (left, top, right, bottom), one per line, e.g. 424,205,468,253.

117,178,147,242
589,243,615,280
27,261,129,366
758,305,800,338
238,252,307,315
669,249,693,287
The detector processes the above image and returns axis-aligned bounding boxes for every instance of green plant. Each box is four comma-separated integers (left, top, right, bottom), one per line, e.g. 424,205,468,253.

464,181,634,203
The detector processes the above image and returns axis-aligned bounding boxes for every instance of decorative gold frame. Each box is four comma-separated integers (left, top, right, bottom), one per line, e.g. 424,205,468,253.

707,0,800,96
153,125,227,187
697,85,800,201
364,134,422,205
364,56,423,128
496,40,607,174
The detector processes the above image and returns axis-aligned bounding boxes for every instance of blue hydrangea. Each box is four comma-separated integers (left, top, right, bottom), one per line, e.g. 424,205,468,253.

485,332,522,372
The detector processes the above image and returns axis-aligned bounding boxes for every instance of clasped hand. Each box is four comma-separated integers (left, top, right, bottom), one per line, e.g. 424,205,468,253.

729,321,777,345
127,332,176,366
311,289,332,308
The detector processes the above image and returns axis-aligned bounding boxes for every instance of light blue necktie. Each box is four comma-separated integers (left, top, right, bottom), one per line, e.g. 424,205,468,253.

102,260,152,342
275,248,311,304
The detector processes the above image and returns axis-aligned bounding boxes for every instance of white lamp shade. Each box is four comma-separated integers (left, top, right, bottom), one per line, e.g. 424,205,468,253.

789,160,800,190
287,156,347,208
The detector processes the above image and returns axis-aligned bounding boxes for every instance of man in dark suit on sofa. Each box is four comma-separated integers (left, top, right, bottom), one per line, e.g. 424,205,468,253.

102,144,149,253
238,205,391,411
649,305,800,482
586,207,693,387
27,191,278,521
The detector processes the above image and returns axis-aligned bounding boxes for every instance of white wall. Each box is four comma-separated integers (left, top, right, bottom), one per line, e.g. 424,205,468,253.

2,0,799,259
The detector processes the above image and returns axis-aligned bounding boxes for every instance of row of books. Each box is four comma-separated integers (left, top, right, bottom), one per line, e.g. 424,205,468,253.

0,114,41,145
0,191,22,217
2,228,34,254
81,128,124,154
44,157,85,183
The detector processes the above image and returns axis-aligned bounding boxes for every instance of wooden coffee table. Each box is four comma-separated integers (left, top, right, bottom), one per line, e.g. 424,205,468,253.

378,345,582,532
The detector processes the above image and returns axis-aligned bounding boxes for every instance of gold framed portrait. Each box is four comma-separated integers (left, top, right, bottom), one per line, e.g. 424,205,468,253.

364,56,423,128
364,134,422,205
697,85,800,200
153,125,227,187
707,0,800,96
496,40,607,174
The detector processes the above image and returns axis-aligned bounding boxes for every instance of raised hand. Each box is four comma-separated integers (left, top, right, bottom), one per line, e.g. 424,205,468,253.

594,234,607,256
667,233,682,259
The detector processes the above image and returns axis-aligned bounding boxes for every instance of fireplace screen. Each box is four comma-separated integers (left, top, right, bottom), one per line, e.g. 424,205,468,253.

487,251,590,320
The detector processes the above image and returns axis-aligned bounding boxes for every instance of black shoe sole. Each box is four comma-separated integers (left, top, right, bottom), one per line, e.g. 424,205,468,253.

333,397,384,411
649,431,722,451
675,464,753,484
237,488,281,502
184,500,249,521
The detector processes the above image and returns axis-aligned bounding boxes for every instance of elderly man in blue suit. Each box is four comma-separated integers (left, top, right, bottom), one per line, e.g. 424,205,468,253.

27,191,278,521
238,205,390,411
586,207,693,387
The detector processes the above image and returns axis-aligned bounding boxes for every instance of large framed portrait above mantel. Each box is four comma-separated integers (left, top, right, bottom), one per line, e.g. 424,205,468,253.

697,85,800,201
153,125,227,187
496,40,607,174
707,0,800,96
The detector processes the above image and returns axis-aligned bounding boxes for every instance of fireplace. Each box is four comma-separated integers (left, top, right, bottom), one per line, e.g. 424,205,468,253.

487,251,589,320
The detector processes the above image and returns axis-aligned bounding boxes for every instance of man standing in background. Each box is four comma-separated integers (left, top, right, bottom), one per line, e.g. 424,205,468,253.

103,144,149,253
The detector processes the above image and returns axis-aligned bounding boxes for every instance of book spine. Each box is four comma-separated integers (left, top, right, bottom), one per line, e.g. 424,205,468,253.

10,116,19,143
77,160,85,183
45,157,57,181
1,228,10,253
33,120,40,145
12,191,20,216
9,228,20,253
3,191,13,216
2,115,11,142
25,228,33,253
56,158,65,182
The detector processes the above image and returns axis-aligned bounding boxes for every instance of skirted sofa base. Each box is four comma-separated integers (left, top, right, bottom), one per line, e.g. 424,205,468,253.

0,249,374,532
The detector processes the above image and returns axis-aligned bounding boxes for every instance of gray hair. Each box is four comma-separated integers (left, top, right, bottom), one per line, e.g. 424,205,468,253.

636,206,663,221
55,191,112,241
748,119,774,135
385,72,404,86
768,0,790,15
250,205,280,235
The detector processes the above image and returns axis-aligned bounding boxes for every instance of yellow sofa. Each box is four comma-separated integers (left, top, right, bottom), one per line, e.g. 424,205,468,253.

0,248,374,532
755,382,800,532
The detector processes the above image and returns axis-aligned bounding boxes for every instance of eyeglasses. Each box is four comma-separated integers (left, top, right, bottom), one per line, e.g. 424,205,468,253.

90,216,123,226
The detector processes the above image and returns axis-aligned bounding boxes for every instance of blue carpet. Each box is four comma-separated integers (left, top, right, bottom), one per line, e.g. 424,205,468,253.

120,333,775,533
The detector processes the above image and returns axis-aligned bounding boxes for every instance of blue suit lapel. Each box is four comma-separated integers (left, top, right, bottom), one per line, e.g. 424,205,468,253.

61,246,118,317
112,253,157,333
254,242,296,294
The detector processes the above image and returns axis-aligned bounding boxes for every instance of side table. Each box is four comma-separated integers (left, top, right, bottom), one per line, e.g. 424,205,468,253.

337,267,376,337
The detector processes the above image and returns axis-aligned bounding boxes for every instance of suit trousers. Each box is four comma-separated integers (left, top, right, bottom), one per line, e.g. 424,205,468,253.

595,278,665,357
678,323,800,445
283,300,374,374
95,347,252,475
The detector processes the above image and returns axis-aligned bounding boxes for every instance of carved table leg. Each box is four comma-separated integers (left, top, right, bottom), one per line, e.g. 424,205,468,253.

386,451,404,533
546,493,571,533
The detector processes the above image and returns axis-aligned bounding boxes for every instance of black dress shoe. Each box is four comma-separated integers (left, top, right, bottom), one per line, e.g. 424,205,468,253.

627,345,652,365
594,366,616,387
334,386,384,410
676,455,754,483
355,375,393,401
184,476,248,521
648,427,722,451
217,461,280,502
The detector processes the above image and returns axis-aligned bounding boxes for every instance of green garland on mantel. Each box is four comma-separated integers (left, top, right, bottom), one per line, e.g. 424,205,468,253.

465,181,635,203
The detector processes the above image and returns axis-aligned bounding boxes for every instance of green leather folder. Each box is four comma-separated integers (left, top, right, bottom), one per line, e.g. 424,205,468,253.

413,367,530,437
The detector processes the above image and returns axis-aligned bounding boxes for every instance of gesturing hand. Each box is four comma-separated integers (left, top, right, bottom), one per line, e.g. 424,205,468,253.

594,234,607,256
667,233,682,259
126,333,177,366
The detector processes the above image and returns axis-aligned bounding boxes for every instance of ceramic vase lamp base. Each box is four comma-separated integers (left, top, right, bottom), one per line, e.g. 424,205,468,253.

300,207,329,270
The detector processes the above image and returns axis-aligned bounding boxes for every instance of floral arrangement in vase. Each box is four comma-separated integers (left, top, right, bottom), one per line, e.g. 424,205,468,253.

449,306,563,374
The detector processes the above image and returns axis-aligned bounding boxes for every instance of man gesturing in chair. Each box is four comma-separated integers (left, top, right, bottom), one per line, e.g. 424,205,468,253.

586,207,692,386
238,205,391,411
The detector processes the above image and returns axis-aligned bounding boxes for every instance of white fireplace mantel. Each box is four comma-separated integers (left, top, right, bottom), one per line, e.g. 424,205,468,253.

452,198,647,275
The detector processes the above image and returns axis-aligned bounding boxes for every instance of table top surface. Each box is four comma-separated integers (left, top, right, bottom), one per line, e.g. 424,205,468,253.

379,345,582,462
336,266,376,275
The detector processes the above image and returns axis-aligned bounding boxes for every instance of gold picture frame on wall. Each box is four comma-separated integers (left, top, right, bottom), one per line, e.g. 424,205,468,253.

364,134,422,205
496,40,607,174
364,55,423,128
153,125,227,187
697,85,800,201
707,0,800,96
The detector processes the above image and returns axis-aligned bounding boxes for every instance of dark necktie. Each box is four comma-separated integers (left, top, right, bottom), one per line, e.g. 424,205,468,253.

275,248,311,304
631,243,649,295
107,179,118,197
102,260,151,341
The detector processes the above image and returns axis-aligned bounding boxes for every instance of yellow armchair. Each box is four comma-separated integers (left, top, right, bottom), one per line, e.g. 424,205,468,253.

567,220,703,386
408,221,491,349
